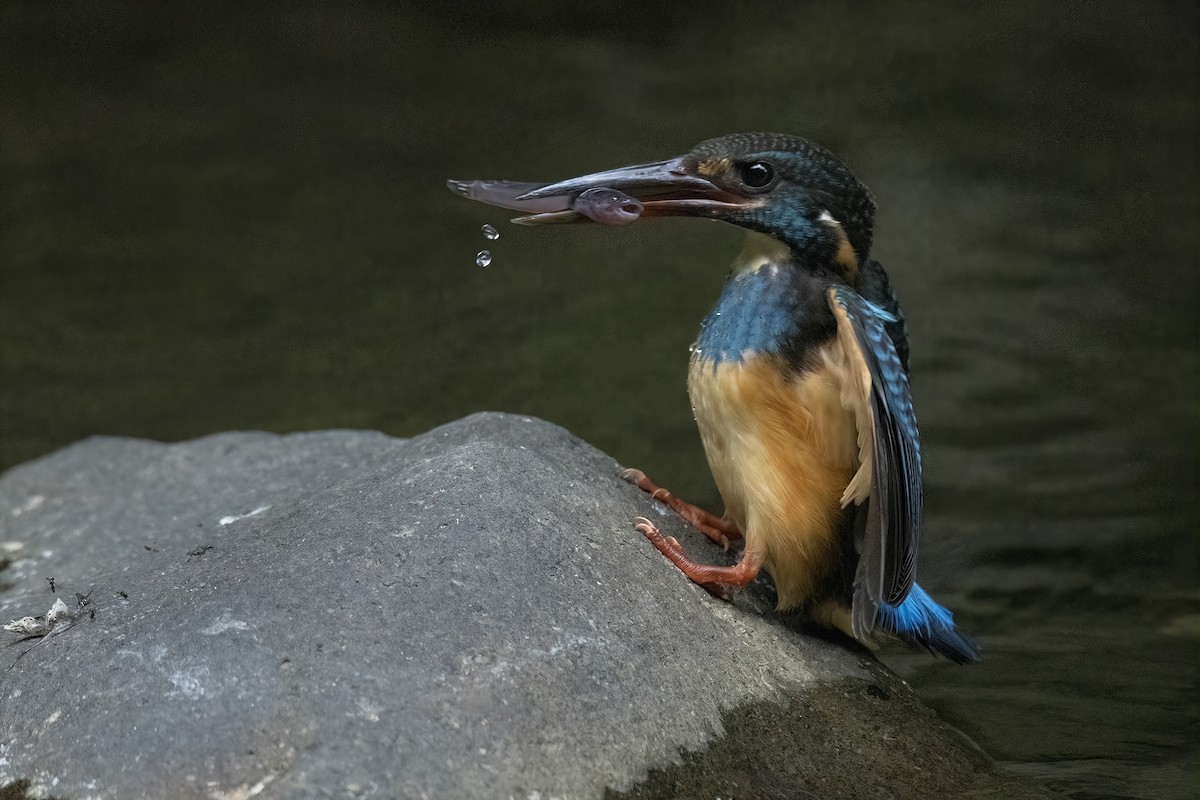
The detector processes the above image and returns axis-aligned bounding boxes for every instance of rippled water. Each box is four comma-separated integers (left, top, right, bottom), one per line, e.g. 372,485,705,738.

1,2,1195,797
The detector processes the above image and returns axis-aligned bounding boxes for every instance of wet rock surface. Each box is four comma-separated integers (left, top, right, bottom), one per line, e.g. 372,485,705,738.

0,413,1054,799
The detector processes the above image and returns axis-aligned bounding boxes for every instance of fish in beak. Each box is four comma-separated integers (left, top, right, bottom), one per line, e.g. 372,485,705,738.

447,157,753,226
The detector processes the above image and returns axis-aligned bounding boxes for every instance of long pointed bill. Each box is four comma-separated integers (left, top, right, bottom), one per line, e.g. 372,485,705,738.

447,157,753,226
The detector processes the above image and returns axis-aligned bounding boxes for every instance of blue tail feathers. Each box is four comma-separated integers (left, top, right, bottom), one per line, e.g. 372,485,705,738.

873,583,981,664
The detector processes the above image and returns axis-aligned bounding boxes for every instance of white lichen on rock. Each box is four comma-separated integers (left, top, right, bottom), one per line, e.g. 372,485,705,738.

4,598,73,637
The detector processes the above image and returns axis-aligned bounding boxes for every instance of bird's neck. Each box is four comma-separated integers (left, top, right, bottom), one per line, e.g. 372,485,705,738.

729,230,852,284
729,230,794,277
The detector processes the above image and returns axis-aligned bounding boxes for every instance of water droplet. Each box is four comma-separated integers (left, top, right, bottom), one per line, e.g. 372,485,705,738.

475,250,492,268
481,224,499,241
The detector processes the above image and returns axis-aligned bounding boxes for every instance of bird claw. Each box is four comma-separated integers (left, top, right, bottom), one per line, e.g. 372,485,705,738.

621,467,742,549
620,467,647,485
633,516,761,603
633,517,680,553
624,469,676,505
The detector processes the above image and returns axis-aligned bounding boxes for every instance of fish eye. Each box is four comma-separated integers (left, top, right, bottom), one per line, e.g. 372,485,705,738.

739,161,775,189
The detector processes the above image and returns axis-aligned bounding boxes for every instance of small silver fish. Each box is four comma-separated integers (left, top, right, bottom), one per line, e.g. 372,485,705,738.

446,179,645,226
572,187,644,226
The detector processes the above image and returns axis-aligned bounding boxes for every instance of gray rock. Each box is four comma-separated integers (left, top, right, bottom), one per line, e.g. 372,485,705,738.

0,413,1053,800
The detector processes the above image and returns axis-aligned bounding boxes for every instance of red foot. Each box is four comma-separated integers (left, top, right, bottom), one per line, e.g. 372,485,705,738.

621,468,742,550
635,517,762,600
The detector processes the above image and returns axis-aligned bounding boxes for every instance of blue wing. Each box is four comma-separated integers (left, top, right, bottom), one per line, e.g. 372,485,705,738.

827,286,922,629
856,258,910,373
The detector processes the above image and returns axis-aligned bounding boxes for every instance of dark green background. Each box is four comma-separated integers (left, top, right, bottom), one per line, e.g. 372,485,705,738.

2,2,1196,798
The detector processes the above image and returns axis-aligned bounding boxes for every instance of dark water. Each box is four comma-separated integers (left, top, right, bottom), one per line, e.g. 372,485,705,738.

1,2,1196,797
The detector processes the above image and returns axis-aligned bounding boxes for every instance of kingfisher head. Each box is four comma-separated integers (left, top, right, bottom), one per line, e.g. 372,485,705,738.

450,132,876,278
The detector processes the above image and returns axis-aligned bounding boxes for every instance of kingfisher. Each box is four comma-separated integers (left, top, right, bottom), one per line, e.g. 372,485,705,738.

448,132,980,663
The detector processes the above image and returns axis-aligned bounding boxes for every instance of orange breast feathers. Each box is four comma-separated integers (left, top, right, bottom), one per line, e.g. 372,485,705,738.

687,351,860,609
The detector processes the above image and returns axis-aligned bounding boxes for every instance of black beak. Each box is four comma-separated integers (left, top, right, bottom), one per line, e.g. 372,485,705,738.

447,157,754,226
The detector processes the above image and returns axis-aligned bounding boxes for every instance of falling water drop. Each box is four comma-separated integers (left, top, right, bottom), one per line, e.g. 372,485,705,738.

475,250,492,268
481,224,499,241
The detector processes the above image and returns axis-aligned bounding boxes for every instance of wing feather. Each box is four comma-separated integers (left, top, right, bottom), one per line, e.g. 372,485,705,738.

827,285,922,608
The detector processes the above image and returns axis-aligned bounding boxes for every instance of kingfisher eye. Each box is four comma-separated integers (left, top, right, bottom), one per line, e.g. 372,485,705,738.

739,161,775,189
